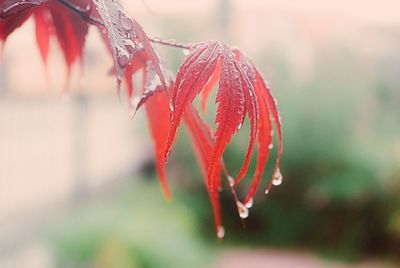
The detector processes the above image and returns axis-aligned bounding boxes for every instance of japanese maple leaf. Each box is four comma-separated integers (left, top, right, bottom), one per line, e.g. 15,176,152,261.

232,49,283,202
165,41,282,204
0,0,166,91
1,0,88,75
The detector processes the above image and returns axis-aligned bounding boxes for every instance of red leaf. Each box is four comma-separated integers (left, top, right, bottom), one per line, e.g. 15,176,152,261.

184,106,222,236
48,1,88,72
166,42,220,159
122,52,171,199
233,49,283,201
200,59,221,113
123,48,148,102
208,46,245,192
232,58,258,186
144,87,171,200
0,10,30,49
91,0,166,90
33,6,50,64
167,41,277,194
242,77,272,203
257,71,283,192
1,1,88,74
0,0,46,18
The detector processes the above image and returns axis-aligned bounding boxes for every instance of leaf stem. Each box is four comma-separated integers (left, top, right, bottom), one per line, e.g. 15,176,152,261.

58,0,104,26
57,0,191,51
221,162,246,227
148,37,192,50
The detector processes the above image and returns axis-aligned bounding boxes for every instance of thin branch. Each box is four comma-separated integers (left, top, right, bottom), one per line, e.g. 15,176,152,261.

58,0,191,51
149,37,192,50
58,0,104,26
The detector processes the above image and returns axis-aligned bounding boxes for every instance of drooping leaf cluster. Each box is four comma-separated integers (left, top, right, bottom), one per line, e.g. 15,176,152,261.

0,0,282,238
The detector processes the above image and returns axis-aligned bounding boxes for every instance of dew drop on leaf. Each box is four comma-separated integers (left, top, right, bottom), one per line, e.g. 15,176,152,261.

268,143,274,150
245,198,254,209
217,226,225,239
227,175,235,187
123,39,135,53
169,102,174,112
237,201,249,219
264,188,270,194
116,47,130,68
272,168,283,186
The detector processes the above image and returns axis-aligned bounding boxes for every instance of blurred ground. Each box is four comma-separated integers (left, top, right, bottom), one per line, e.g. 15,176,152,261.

214,249,395,268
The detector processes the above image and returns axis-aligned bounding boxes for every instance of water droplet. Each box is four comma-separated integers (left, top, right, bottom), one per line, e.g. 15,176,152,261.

217,226,225,239
237,201,249,219
116,47,130,68
232,70,240,79
245,198,254,209
268,143,274,150
123,39,135,53
272,168,283,186
192,65,202,75
237,123,242,130
117,54,129,68
227,175,235,187
182,49,190,56
135,42,143,50
264,188,270,194
169,102,174,112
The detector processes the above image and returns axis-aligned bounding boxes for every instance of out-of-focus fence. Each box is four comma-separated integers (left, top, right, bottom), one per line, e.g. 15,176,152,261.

0,93,151,258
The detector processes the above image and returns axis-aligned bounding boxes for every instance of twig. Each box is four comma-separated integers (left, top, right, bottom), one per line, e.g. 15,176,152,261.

148,37,192,50
58,0,104,26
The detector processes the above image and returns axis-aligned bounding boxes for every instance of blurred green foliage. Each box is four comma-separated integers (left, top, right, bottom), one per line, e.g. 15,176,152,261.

48,11,400,266
168,41,400,261
48,181,215,268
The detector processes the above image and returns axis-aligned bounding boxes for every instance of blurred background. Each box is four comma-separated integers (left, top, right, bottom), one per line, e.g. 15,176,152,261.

1,0,400,267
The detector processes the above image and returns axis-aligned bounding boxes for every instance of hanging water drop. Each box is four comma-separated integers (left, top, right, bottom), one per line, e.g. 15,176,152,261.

268,143,274,150
237,201,249,219
217,226,225,239
169,102,174,112
117,54,129,68
227,175,235,187
245,198,254,209
272,168,283,186
264,188,270,194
